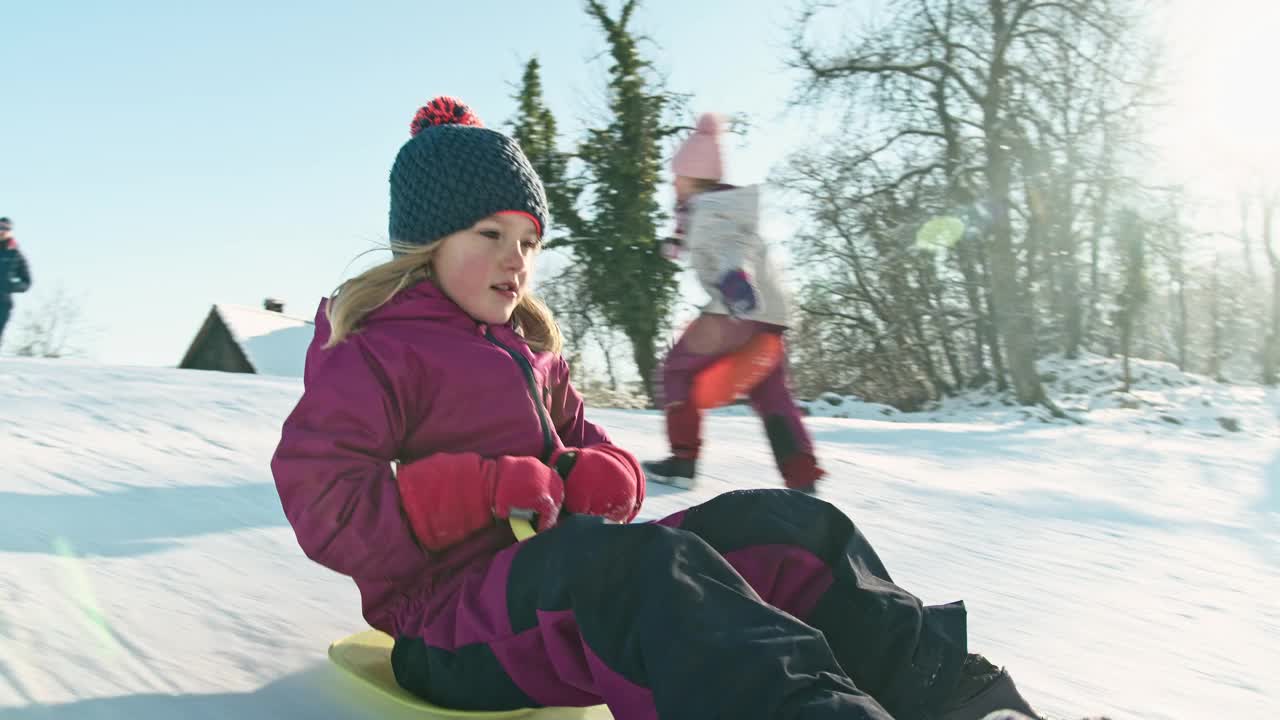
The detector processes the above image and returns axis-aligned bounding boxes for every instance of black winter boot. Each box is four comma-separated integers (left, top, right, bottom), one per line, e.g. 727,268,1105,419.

641,456,697,490
936,655,1041,720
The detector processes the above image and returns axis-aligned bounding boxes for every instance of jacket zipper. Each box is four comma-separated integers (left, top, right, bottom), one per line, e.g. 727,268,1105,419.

485,329,554,463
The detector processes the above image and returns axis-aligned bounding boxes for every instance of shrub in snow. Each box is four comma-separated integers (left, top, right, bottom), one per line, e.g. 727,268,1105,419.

796,394,899,420
578,382,650,410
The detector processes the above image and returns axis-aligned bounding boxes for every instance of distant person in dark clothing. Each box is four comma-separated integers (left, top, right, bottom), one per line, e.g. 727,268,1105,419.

0,217,33,346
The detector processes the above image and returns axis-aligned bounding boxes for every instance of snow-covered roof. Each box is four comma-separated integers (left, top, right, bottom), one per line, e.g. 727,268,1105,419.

213,304,314,377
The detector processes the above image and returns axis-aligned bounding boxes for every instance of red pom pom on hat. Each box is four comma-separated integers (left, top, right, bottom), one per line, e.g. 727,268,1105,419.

410,96,485,137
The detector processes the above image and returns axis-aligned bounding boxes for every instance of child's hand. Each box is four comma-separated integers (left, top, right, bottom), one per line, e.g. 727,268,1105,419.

672,200,690,239
550,444,644,524
491,458,565,532
396,453,565,550
717,269,757,317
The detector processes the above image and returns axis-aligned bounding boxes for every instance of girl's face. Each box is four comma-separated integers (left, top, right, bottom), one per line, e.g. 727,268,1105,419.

432,212,542,325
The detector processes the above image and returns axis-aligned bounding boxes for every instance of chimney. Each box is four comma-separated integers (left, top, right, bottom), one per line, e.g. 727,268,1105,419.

263,297,284,313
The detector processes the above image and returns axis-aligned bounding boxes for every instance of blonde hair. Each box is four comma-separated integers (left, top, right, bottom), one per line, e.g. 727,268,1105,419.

324,240,563,354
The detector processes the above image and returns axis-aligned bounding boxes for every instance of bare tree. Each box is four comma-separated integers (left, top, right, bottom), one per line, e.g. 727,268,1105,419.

1262,191,1279,385
538,264,596,377
1239,195,1258,283
539,261,632,392
1115,209,1148,391
1143,194,1194,371
776,146,969,405
4,286,91,359
1207,249,1224,380
785,0,1151,409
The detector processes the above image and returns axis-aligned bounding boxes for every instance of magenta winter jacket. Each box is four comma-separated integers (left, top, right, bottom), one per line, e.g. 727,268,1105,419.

271,280,609,634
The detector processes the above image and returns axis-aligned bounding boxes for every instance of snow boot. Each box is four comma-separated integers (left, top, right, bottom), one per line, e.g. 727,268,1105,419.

642,456,698,490
764,414,824,492
936,655,1041,720
647,402,701,489
781,453,826,494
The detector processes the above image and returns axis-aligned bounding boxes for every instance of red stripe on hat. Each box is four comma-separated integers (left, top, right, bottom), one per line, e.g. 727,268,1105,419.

496,210,543,238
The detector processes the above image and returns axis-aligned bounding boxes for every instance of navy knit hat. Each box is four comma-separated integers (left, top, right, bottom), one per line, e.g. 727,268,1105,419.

388,97,548,252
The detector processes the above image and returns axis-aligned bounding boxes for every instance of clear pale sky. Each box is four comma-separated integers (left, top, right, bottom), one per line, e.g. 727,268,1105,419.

0,1,1261,365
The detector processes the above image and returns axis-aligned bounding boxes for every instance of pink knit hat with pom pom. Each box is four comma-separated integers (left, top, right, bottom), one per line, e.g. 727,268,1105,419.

672,113,725,180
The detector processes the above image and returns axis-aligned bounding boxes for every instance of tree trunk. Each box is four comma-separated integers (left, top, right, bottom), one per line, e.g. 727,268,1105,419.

1116,209,1147,393
1087,207,1104,347
908,304,947,397
907,259,955,395
628,327,658,404
594,331,620,391
1120,309,1133,391
1209,251,1223,380
1240,196,1257,283
934,27,985,388
1175,269,1189,372
982,0,1046,406
983,93,1044,400
1267,264,1280,386
1057,163,1083,359
1263,198,1279,386
1024,177,1050,324
978,239,1008,390
987,179,1044,404
927,268,966,390
1063,255,1084,358
1084,102,1114,349
955,240,990,383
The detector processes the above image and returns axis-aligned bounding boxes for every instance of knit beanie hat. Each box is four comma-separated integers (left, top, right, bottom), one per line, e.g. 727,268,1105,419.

388,97,548,252
671,113,725,180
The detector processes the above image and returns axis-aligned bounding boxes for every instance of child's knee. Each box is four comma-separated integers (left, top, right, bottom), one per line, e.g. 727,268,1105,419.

679,489,856,555
541,518,707,573
699,487,839,521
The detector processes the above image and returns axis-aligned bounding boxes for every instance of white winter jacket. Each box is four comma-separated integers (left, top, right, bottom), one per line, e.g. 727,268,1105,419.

684,184,792,328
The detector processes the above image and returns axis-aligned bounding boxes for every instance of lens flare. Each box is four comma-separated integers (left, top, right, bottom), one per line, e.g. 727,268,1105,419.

915,216,966,252
53,536,121,656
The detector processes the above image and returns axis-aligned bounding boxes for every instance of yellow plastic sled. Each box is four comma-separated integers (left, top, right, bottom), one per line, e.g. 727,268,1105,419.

328,518,613,719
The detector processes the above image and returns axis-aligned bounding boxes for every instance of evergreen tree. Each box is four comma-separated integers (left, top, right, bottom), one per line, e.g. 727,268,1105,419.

576,0,680,401
510,57,582,245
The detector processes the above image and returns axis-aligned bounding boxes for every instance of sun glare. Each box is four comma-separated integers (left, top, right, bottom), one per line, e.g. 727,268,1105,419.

1158,2,1280,194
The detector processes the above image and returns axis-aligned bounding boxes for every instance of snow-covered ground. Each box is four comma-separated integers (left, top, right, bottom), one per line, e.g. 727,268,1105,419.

768,352,1274,434
1,356,1276,720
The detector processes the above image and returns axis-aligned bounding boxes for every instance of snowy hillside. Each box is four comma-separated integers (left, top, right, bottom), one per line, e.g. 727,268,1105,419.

1,357,1277,720
743,352,1274,440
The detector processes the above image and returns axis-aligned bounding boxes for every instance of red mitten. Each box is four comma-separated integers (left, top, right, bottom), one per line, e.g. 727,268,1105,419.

396,453,564,551
549,444,645,523
490,456,565,532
